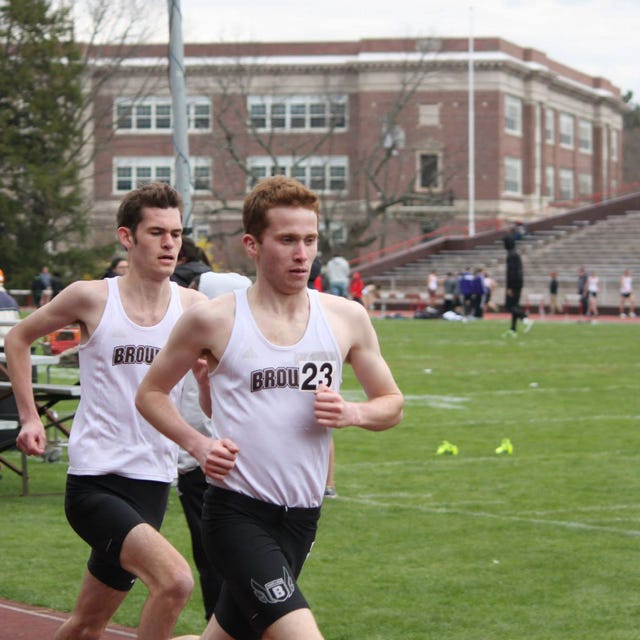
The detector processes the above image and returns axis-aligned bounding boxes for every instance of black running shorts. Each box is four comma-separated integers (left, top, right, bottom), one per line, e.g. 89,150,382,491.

202,487,321,639
65,473,170,591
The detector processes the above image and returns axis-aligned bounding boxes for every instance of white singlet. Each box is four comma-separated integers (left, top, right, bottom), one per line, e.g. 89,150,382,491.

621,275,632,295
209,287,342,508
67,278,184,482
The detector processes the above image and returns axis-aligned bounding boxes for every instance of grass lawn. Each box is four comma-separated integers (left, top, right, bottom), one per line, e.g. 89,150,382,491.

1,317,639,638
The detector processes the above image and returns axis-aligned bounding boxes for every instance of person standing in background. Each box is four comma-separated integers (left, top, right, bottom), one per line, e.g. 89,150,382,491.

619,270,636,318
549,271,560,314
503,235,533,336
427,270,438,305
586,271,599,319
0,269,20,352
325,254,350,297
577,266,588,317
349,271,365,305
102,257,129,279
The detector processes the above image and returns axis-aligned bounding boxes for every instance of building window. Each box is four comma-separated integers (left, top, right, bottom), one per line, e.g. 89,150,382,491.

578,173,593,197
113,157,211,193
503,157,522,194
419,104,440,127
248,156,348,193
545,166,555,199
416,153,441,190
247,95,348,132
559,168,574,200
611,129,619,161
545,108,555,144
504,95,522,135
559,112,574,148
114,97,211,132
578,119,592,153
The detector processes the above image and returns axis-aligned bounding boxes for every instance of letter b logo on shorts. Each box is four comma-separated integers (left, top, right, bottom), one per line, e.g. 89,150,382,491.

251,567,295,604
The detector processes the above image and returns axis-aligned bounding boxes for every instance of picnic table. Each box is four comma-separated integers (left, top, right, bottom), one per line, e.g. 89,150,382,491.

0,371,80,495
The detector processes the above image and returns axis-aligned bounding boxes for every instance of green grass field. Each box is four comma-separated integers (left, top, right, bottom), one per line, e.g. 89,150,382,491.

1,318,639,639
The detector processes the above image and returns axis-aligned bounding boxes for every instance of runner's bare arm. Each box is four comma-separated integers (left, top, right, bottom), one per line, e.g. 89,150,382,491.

6,281,105,455
136,302,238,479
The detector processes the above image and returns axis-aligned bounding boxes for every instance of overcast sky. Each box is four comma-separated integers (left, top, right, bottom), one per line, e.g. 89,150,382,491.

68,0,637,101
164,0,636,101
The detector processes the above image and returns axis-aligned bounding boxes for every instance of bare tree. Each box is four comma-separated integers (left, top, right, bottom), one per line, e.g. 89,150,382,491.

196,42,460,259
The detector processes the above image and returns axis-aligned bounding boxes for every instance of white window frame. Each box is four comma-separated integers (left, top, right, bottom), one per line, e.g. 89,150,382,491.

578,172,593,197
247,95,348,132
545,166,555,199
247,156,348,194
503,157,522,194
113,157,212,193
545,108,555,144
611,129,619,161
559,112,574,149
504,95,522,136
416,152,442,191
578,119,593,153
114,97,211,133
559,168,574,200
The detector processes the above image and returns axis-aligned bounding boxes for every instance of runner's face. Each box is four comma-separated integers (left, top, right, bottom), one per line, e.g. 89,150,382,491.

129,207,183,278
249,206,318,292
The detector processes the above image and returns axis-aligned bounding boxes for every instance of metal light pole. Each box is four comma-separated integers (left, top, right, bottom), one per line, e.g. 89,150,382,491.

167,0,192,234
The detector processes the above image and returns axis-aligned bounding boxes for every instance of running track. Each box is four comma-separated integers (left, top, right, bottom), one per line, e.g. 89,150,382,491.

0,598,136,639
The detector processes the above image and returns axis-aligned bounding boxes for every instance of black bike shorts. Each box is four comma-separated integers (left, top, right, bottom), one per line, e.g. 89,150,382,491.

202,487,321,639
65,473,170,591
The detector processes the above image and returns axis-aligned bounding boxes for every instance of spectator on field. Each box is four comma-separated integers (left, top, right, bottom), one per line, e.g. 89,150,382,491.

308,255,323,290
31,266,52,308
442,272,459,313
549,271,561,314
619,270,636,318
50,272,64,299
38,266,53,306
482,270,497,313
471,268,485,318
325,254,350,297
102,256,129,279
362,283,379,313
172,236,212,288
349,271,365,305
458,267,475,317
586,271,599,318
0,269,20,352
577,266,588,317
503,235,532,335
427,270,439,305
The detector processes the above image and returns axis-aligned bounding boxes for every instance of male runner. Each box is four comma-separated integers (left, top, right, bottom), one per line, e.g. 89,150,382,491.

137,175,404,640
6,182,233,640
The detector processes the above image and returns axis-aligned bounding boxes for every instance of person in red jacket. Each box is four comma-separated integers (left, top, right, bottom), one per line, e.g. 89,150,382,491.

349,271,365,305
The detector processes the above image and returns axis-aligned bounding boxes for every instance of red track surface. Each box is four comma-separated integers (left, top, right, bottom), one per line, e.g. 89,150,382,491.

0,598,136,639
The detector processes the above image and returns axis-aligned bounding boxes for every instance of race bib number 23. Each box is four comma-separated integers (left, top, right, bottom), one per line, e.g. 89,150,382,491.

299,360,336,392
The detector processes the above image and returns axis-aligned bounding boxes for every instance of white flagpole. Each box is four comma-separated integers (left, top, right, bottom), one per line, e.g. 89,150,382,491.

468,6,476,237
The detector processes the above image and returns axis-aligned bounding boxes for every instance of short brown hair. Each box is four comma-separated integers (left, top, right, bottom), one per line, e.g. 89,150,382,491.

117,182,183,235
243,176,320,241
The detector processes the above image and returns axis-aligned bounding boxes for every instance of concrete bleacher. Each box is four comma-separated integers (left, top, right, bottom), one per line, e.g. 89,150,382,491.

362,198,640,313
